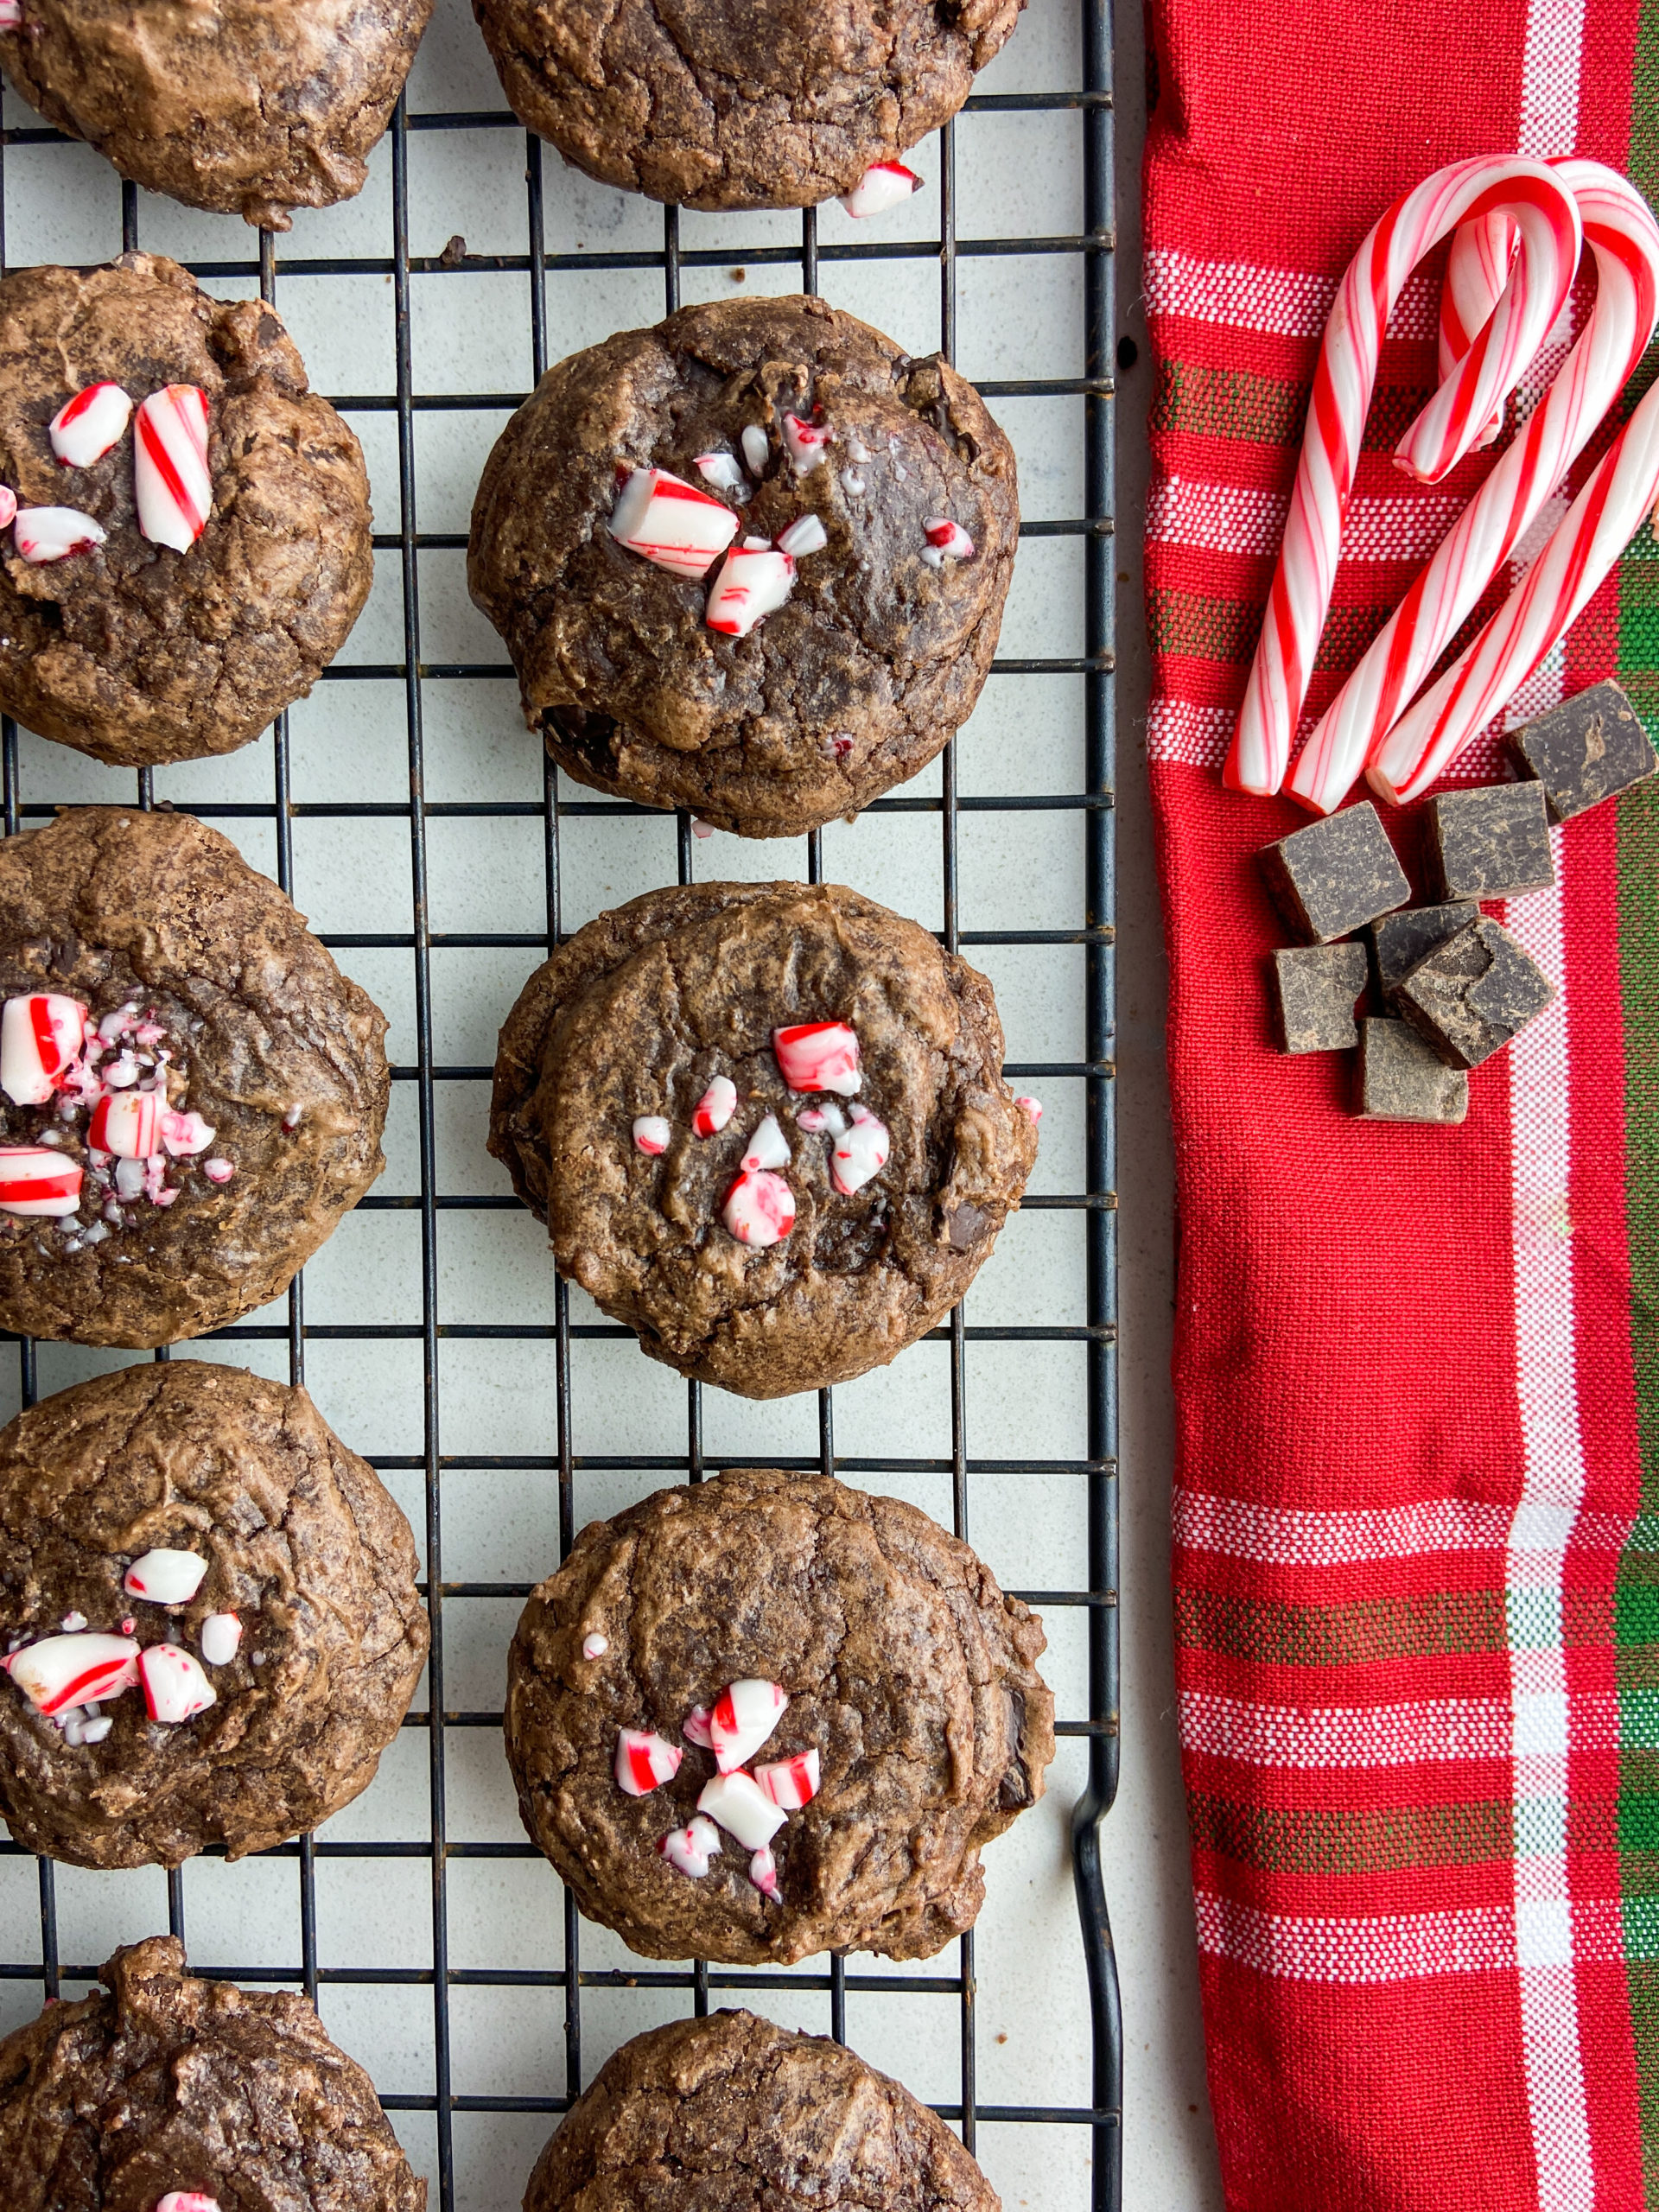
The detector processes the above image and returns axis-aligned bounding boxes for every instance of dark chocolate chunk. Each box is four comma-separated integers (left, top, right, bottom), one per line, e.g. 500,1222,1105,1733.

1395,914,1554,1069
1424,782,1554,899
1270,942,1368,1053
1257,801,1411,944
1356,1019,1469,1124
1507,678,1657,823
1370,901,1479,997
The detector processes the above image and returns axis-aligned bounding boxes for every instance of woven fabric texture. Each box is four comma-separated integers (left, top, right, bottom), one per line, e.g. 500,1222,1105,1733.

1143,2,1659,2205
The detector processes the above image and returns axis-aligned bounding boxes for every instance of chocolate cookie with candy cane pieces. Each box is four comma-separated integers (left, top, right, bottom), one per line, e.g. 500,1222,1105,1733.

467,294,1018,839
0,1360,428,1869
0,805,388,1347
524,2010,1001,2208
472,0,1021,213
0,254,372,766
0,1938,426,2209
0,0,432,230
505,1467,1052,1965
489,880,1039,1398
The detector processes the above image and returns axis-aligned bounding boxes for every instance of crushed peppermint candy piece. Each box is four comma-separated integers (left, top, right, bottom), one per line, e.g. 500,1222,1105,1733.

846,435,873,465
831,1104,889,1195
101,1050,139,1088
741,424,770,475
782,414,830,472
696,1768,786,1849
609,466,739,579
797,1102,847,1135
683,1704,715,1748
0,488,13,529
920,518,976,568
658,1812,722,1879
775,513,828,559
632,1114,671,1157
695,451,747,494
1,994,86,1105
692,1075,737,1137
710,1677,788,1772
13,505,106,563
614,1727,683,1796
202,1158,235,1184
157,2196,225,2212
582,1632,608,1659
124,1548,208,1606
741,1114,790,1173
89,1088,161,1159
749,1844,781,1897
839,468,866,497
6,1632,139,1715
755,1746,820,1810
79,1714,112,1745
0,7,16,33
134,385,213,552
59,1611,87,1633
721,1168,794,1249
48,381,132,469
0,1147,82,1217
772,1020,861,1096
691,819,715,839
138,1642,217,1725
839,160,924,219
1015,1095,1043,1123
741,533,771,550
705,545,796,637
159,1109,214,1158
199,1612,241,1667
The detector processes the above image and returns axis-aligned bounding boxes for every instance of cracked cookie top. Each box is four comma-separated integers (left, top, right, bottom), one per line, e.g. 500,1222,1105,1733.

473,0,1024,213
0,255,372,767
505,1468,1053,1967
489,879,1038,1399
467,295,1018,839
0,1361,429,1870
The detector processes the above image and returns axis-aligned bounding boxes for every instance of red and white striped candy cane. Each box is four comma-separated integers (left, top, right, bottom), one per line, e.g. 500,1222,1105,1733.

1439,210,1516,452
1225,156,1581,798
1369,378,1659,804
134,385,212,552
1286,161,1659,813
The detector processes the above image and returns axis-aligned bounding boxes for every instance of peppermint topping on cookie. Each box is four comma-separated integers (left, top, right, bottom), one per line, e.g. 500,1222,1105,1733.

830,1104,889,1195
741,1114,790,1173
1015,1095,1043,1123
839,161,924,219
632,1115,671,1156
614,1728,683,1796
134,385,212,551
721,1168,794,1248
13,505,106,563
781,414,830,473
0,6,20,28
159,1109,214,1158
137,1643,217,1725
1,995,87,1106
609,466,739,579
741,424,770,476
157,2196,224,2212
582,1632,608,1659
696,1768,786,1849
48,382,132,469
772,1020,861,1096
60,1611,86,1633
695,451,747,494
704,545,795,637
0,1147,82,1217
748,1844,781,1897
658,1813,722,1879
682,1704,715,1748
0,489,14,530
199,1612,241,1667
710,1677,788,1772
691,1076,736,1137
796,1102,846,1135
5,1632,138,1715
203,1158,236,1184
775,513,827,559
124,1548,208,1605
920,518,976,568
755,1747,820,1810
89,1088,161,1160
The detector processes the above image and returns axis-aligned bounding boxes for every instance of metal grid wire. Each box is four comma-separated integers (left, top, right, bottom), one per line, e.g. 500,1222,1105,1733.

0,3,1121,2204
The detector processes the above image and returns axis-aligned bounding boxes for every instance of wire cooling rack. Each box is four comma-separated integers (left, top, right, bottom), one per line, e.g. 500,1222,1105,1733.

0,2,1120,2205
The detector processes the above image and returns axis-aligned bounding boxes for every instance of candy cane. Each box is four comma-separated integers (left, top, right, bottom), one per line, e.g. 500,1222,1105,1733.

1286,161,1659,812
1440,210,1517,451
1368,378,1659,804
1225,156,1582,797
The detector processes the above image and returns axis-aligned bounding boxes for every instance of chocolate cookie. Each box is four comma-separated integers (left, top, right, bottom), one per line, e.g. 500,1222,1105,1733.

505,1468,1052,1965
473,0,1023,213
0,805,389,1349
467,296,1017,839
0,1937,426,2209
0,1360,428,1870
0,255,372,767
0,0,433,230
489,880,1037,1400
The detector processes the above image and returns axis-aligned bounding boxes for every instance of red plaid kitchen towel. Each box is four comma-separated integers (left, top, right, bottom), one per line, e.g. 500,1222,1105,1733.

1142,3,1659,2206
